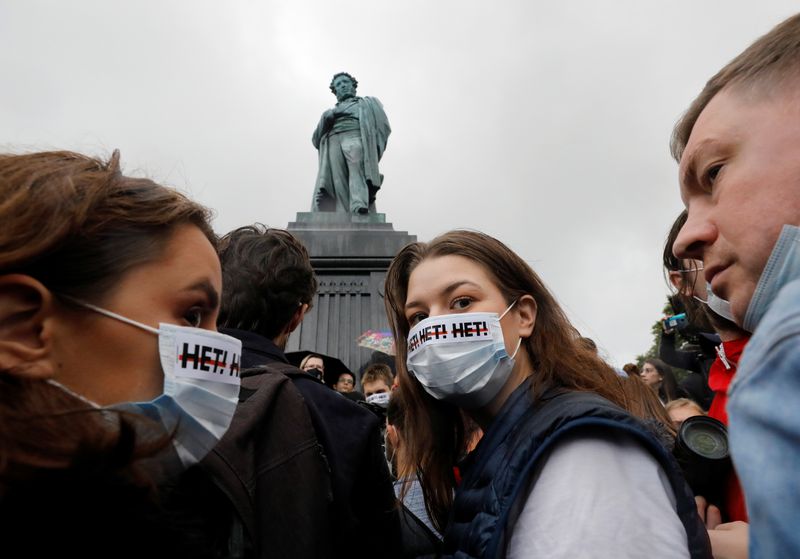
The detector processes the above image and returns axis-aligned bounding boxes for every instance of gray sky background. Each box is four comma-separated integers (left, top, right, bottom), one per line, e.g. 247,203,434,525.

2,1,796,366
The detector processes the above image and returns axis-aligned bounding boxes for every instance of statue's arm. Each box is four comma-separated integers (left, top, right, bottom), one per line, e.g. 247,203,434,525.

312,109,335,149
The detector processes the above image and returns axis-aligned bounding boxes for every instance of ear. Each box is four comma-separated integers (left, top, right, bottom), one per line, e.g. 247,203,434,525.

286,303,309,335
515,295,537,338
0,275,57,379
668,271,686,294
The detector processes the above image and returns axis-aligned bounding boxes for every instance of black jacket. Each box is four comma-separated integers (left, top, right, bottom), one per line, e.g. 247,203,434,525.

221,328,402,559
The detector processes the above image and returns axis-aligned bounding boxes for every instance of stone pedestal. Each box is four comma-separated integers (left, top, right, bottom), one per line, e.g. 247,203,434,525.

286,211,416,378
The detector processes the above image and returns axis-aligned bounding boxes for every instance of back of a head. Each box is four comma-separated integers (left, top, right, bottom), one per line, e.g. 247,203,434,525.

217,225,317,339
672,14,800,162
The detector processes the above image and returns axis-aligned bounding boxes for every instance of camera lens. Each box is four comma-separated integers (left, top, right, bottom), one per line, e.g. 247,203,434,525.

679,416,728,460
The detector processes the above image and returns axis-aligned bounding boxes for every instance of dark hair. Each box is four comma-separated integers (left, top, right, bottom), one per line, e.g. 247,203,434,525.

329,72,358,94
644,358,682,403
336,371,355,383
384,230,629,530
0,150,216,300
671,14,800,162
361,363,393,389
217,225,317,340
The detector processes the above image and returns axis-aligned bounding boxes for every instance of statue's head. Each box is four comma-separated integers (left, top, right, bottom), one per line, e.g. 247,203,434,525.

330,72,358,101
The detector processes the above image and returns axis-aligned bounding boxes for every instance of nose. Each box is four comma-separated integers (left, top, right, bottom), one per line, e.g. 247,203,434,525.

673,205,717,261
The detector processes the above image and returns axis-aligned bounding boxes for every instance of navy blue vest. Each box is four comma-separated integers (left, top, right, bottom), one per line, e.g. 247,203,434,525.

444,382,711,558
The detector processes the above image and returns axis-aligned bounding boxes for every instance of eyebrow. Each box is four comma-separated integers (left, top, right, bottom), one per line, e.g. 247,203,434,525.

183,280,220,310
679,138,723,191
404,280,483,310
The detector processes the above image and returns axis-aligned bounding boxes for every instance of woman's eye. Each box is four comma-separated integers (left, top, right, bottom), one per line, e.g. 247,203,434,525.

705,164,723,186
184,308,203,327
452,297,472,310
408,312,428,327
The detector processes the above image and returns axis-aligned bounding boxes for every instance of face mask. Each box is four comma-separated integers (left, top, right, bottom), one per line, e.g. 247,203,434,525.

61,298,241,471
406,301,521,409
744,224,800,332
705,283,736,322
305,368,324,382
692,283,736,323
366,391,390,408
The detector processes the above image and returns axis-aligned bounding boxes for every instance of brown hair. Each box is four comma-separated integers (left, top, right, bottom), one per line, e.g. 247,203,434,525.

361,363,394,389
384,230,629,530
0,150,215,299
0,150,213,495
620,376,677,439
622,363,640,377
671,13,800,162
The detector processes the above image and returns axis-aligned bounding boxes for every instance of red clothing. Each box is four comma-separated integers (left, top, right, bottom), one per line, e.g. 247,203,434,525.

707,336,750,522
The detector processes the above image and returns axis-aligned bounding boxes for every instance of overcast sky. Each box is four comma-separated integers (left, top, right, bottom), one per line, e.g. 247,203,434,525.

2,1,796,366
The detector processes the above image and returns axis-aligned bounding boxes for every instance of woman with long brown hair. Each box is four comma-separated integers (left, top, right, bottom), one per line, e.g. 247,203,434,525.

384,230,709,558
0,150,241,557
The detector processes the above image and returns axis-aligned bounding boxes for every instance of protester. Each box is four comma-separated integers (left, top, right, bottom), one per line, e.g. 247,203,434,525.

662,212,725,410
670,13,800,557
333,370,356,393
361,363,394,400
385,230,710,558
664,212,750,523
0,150,237,557
641,358,686,404
386,387,443,559
215,224,401,558
299,352,326,382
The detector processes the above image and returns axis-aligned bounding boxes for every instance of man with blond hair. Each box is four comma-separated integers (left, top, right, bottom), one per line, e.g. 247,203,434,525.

672,13,800,557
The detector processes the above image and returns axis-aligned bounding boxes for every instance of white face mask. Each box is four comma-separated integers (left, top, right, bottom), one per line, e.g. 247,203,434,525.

406,301,521,409
695,282,736,323
366,391,391,408
56,298,242,471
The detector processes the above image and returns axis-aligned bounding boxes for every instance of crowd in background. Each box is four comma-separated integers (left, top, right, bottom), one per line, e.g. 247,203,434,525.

4,11,800,559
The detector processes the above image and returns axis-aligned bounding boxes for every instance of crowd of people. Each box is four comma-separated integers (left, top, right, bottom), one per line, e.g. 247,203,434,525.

3,11,800,559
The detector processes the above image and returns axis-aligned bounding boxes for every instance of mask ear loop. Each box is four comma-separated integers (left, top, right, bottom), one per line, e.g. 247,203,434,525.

510,338,523,359
500,300,523,359
499,299,518,320
59,295,160,335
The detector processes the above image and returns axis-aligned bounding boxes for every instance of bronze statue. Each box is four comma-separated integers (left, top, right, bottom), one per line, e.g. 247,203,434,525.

312,73,391,214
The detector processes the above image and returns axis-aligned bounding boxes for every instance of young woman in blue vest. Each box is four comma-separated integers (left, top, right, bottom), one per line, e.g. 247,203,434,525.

384,230,710,559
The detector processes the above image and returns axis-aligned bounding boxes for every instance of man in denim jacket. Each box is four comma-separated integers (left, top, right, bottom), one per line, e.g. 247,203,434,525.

671,13,800,558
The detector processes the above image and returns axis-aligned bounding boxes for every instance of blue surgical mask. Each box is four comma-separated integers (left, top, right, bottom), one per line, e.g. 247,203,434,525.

406,301,521,409
744,225,800,332
54,298,242,472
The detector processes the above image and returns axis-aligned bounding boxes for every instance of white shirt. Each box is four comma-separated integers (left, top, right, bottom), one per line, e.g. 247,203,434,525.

507,430,690,559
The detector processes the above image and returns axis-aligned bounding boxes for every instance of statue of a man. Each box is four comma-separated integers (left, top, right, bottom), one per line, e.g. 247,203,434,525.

311,73,391,214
